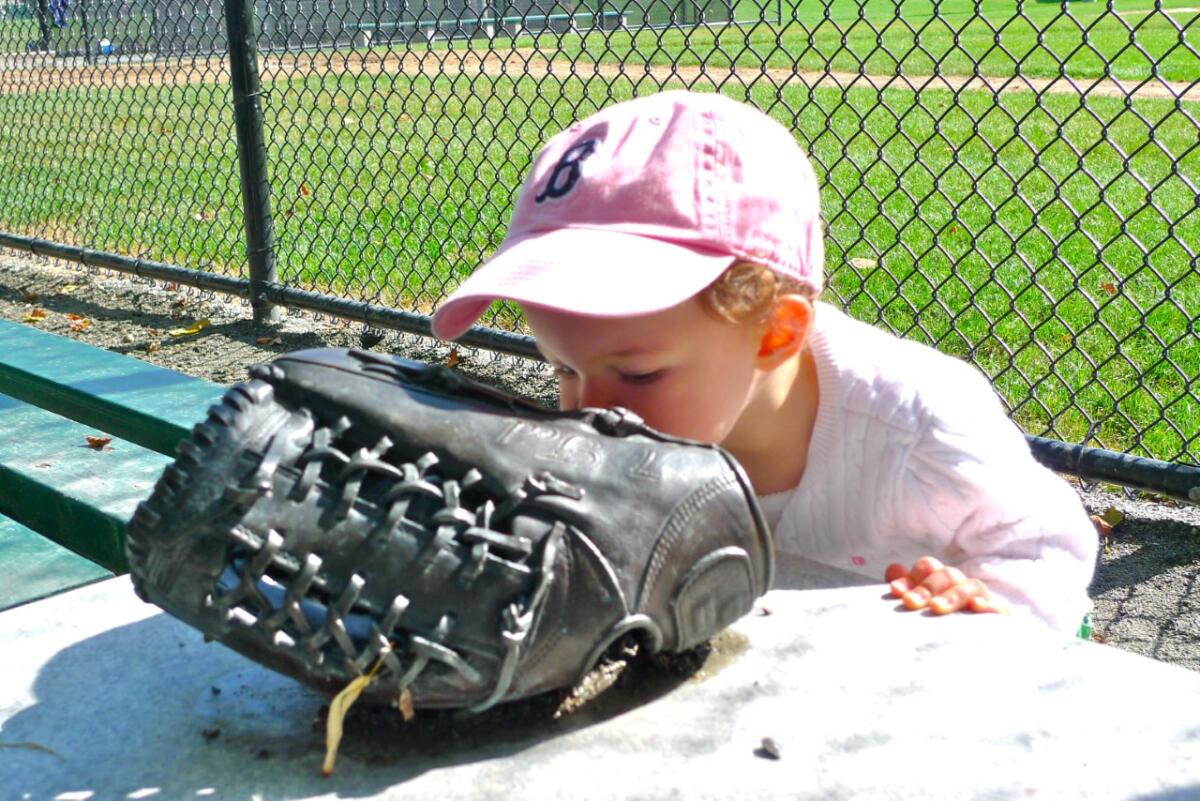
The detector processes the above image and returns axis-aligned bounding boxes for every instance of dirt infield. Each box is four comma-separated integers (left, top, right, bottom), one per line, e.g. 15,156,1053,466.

1,46,1196,103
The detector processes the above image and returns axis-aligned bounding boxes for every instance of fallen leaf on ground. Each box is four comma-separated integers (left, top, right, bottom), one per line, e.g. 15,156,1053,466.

85,435,112,449
24,308,48,322
446,347,460,369
299,183,311,197
1100,506,1125,527
146,341,162,353
255,335,282,346
67,313,90,332
1101,282,1118,296
168,319,210,337
1090,514,1112,538
60,283,80,293
850,257,877,270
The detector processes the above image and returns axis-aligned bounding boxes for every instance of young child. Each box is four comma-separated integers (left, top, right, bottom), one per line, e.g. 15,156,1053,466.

430,90,1098,634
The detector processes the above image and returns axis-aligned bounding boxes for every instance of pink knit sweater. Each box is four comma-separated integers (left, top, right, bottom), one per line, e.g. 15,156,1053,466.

759,303,1098,633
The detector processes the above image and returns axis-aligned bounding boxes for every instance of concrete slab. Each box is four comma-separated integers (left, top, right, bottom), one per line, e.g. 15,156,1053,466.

2,572,1200,801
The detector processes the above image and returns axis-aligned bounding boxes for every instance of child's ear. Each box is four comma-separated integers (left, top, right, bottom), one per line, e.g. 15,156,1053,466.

756,295,814,368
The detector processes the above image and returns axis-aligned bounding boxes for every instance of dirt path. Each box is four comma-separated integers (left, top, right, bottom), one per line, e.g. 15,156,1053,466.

2,45,1196,103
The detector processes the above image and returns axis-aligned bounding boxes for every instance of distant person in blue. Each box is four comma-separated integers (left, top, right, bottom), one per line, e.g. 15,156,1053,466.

49,0,71,27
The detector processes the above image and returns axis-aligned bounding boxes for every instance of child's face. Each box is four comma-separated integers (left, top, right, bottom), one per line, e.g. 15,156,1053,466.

523,296,766,445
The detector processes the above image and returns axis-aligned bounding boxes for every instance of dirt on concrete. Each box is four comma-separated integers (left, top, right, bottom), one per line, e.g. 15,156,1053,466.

1,250,1198,673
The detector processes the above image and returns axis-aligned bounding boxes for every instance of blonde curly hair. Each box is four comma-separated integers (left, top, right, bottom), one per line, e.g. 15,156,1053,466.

699,261,817,325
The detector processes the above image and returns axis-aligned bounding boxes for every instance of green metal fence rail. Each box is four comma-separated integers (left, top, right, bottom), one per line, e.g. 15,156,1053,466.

0,0,1196,493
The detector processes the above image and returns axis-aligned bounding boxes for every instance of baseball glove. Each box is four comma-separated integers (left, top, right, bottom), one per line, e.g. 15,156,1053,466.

126,348,773,712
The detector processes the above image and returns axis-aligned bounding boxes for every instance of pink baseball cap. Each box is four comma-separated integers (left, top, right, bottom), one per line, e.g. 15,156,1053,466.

430,90,824,341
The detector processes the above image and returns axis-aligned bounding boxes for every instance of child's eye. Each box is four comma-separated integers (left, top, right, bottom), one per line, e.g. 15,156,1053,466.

620,370,665,386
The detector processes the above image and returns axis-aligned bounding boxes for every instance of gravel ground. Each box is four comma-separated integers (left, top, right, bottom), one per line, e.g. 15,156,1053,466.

2,251,1198,672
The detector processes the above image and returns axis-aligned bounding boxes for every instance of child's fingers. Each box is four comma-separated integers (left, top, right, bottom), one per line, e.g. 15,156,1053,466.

930,579,995,615
906,556,946,585
900,585,931,609
903,567,970,612
887,557,945,598
886,563,913,597
928,588,973,615
967,595,1009,615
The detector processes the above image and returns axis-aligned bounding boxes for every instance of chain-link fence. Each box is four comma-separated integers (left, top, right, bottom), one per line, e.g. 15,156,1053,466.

0,0,1196,472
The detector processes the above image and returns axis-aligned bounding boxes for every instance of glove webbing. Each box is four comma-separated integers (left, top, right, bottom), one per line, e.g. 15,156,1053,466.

207,410,574,710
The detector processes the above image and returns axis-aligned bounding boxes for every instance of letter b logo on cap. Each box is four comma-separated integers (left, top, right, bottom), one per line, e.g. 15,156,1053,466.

535,139,598,203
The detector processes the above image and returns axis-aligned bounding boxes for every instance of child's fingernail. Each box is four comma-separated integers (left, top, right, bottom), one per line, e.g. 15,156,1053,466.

930,598,950,614
903,591,924,608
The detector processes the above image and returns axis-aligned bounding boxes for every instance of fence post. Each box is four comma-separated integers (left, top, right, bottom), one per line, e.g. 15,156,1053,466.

225,0,280,325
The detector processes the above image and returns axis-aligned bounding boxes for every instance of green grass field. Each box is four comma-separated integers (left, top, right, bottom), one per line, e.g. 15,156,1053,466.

0,1,1196,461
462,0,1200,82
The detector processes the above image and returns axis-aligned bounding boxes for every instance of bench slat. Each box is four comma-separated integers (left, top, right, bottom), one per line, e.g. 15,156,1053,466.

0,393,175,572
0,319,225,456
0,513,111,610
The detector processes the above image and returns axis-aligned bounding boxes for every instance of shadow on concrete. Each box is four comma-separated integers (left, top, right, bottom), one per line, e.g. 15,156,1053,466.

0,609,705,800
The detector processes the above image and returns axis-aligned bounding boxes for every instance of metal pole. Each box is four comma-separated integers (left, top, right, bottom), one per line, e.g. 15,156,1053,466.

79,0,94,63
1025,436,1200,505
225,0,280,325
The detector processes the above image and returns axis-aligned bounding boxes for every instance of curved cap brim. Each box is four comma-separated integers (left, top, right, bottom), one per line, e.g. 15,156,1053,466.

431,227,736,341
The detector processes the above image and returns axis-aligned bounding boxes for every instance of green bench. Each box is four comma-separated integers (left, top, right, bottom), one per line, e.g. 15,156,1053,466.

0,318,225,610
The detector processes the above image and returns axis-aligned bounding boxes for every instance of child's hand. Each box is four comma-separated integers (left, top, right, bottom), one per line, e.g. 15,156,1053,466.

884,557,1008,616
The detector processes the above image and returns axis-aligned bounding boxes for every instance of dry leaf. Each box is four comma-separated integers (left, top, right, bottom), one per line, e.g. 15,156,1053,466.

24,308,48,322
322,647,392,777
1100,506,1125,527
446,347,460,369
164,282,180,292
146,341,162,353
86,435,112,449
299,183,311,197
850,257,877,270
67,313,90,332
397,688,415,721
168,319,210,337
1101,282,1117,296
60,283,80,293
256,335,282,346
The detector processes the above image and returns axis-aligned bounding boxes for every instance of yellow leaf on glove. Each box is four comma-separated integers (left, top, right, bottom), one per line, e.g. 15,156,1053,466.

322,647,395,777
